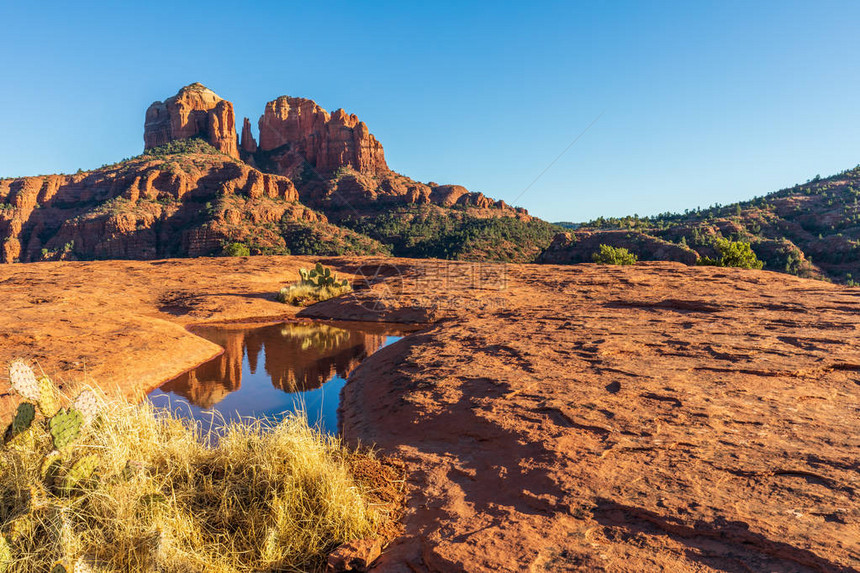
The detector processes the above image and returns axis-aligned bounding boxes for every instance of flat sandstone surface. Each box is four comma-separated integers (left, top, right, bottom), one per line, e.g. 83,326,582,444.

0,257,858,571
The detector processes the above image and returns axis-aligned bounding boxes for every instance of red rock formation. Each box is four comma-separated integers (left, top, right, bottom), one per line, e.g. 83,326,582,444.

240,117,257,154
537,230,700,265
257,96,388,175
0,155,311,263
144,83,239,158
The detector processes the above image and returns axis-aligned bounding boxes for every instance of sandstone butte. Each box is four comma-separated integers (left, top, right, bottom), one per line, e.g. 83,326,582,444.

0,257,857,572
0,83,527,264
144,83,239,158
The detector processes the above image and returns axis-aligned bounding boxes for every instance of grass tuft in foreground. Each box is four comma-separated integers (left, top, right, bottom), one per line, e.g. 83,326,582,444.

0,363,392,572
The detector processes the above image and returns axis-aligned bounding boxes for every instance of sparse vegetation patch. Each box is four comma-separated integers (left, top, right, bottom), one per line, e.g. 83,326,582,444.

0,361,392,572
592,244,638,265
697,239,764,269
277,262,353,306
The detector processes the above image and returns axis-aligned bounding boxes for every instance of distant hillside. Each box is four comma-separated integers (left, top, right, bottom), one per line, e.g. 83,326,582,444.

0,83,555,264
541,167,860,283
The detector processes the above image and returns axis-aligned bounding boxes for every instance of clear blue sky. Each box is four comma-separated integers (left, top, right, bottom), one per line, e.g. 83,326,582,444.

2,1,859,222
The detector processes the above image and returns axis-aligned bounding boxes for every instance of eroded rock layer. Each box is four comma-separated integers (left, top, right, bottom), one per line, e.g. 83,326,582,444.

0,155,326,262
257,96,388,176
2,83,532,263
144,83,239,158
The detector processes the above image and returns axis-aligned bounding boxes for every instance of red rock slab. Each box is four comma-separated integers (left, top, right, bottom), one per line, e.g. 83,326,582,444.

337,262,860,572
0,258,856,570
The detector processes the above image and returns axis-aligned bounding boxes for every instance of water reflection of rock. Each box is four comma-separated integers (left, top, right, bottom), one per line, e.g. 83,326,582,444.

158,323,388,409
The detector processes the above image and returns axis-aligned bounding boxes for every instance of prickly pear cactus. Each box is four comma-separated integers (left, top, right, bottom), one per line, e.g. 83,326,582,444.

72,557,97,573
5,513,36,542
73,390,99,425
5,402,36,443
121,460,144,481
9,360,40,402
0,536,10,568
49,408,83,450
0,536,11,573
28,483,50,512
61,454,99,494
37,374,60,417
50,564,67,573
138,492,168,512
41,451,63,488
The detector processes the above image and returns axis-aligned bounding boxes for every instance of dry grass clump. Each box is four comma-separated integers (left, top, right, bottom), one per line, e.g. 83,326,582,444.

276,283,352,307
0,395,389,572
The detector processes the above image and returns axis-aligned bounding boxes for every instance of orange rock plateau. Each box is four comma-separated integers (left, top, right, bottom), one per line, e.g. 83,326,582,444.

0,257,857,571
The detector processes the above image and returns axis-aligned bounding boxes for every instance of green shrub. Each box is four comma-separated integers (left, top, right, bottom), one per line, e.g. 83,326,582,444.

142,137,223,158
592,244,638,265
223,242,251,257
341,207,561,262
697,239,764,269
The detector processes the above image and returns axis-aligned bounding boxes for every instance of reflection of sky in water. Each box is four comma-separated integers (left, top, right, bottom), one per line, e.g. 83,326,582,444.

147,322,401,435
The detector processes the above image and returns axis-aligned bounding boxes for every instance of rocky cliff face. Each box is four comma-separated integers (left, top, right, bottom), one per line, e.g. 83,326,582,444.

1,83,536,264
257,96,388,176
140,85,522,218
144,83,239,158
0,152,355,263
240,117,257,154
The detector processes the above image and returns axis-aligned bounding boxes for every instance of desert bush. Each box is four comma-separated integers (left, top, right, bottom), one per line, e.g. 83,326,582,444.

277,262,352,306
341,207,561,262
697,239,764,269
223,242,251,257
0,361,388,572
142,137,223,159
592,244,638,265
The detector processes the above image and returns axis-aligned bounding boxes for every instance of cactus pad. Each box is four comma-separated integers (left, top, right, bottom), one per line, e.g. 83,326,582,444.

0,536,11,573
41,452,63,487
61,454,99,494
121,460,145,481
50,564,68,573
6,514,35,542
49,408,83,450
137,493,168,515
28,483,50,512
9,360,40,402
5,402,35,444
37,375,59,417
72,557,96,573
73,390,99,425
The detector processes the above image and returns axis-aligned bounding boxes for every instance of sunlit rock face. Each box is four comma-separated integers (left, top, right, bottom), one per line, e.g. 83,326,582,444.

257,96,389,176
144,83,239,158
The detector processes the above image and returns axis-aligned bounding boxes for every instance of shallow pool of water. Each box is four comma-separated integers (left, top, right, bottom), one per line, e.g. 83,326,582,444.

147,321,405,434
